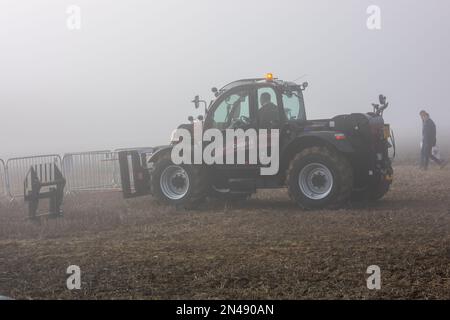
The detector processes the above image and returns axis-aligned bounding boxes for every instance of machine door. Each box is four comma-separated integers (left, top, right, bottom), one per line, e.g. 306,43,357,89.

204,87,259,190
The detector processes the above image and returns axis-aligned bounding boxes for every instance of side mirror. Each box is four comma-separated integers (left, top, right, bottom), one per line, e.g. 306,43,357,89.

379,94,386,105
188,116,194,122
302,82,308,90
197,115,204,121
192,95,200,109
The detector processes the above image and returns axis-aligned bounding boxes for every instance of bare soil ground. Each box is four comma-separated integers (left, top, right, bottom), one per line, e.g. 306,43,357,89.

0,165,449,299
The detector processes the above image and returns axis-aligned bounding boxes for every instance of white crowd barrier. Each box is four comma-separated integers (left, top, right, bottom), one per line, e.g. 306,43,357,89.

0,159,7,199
0,147,155,200
62,151,120,192
5,155,62,199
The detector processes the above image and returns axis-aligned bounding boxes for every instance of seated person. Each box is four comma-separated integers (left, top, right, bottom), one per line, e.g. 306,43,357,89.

258,92,279,129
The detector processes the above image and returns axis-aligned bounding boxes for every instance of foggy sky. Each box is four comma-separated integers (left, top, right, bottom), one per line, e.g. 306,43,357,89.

0,0,449,158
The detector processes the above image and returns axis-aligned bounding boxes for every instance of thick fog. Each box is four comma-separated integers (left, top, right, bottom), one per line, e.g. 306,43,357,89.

0,0,449,158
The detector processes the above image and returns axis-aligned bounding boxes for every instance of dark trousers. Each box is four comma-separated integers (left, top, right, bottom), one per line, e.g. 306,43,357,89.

421,143,442,169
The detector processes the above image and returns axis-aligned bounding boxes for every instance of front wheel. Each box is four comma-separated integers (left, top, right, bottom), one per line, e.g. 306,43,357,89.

151,153,208,207
287,147,353,209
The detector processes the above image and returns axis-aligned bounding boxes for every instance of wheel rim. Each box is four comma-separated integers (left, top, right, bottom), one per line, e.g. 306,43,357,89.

298,163,333,200
160,165,190,200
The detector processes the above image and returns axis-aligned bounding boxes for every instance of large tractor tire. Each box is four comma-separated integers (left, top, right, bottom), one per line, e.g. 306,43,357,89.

286,146,353,209
151,153,208,208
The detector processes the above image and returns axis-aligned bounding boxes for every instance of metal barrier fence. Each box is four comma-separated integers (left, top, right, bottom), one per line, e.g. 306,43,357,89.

114,147,155,153
0,147,155,199
62,151,120,192
5,155,62,199
0,159,7,199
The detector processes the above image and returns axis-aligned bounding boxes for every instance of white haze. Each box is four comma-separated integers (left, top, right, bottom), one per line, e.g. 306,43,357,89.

0,0,449,158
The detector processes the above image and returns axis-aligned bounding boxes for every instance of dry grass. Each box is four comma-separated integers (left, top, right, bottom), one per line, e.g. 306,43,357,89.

0,164,449,299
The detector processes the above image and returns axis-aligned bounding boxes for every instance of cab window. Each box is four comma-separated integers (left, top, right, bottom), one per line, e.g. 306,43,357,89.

211,90,250,130
282,90,306,121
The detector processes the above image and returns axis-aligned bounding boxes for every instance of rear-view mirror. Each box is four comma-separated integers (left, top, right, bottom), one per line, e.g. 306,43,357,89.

192,95,200,109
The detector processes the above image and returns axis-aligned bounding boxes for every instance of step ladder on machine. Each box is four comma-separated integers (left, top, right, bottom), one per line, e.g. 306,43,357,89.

24,162,66,220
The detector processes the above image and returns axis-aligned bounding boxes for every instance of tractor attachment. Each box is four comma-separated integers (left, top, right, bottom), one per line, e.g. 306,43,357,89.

118,150,152,198
24,162,66,220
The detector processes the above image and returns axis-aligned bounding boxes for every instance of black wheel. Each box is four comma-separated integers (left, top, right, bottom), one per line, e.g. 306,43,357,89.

286,146,353,209
151,153,208,207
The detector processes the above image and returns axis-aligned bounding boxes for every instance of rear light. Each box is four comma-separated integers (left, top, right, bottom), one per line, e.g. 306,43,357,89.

334,133,346,140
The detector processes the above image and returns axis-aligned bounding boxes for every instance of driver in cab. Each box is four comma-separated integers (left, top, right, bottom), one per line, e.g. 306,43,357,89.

258,92,279,129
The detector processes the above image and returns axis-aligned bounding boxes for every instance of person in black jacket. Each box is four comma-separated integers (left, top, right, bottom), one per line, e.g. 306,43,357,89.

420,110,447,170
258,92,279,129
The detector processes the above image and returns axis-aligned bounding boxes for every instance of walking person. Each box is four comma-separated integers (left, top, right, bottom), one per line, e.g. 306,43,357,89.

419,110,447,170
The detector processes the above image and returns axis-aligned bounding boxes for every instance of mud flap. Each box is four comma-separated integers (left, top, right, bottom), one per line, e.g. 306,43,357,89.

118,150,151,198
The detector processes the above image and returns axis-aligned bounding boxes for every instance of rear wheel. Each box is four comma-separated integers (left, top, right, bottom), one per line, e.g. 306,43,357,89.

287,147,353,209
151,153,208,207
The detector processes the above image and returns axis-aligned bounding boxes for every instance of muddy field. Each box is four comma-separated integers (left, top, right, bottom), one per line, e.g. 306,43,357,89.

0,164,449,299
